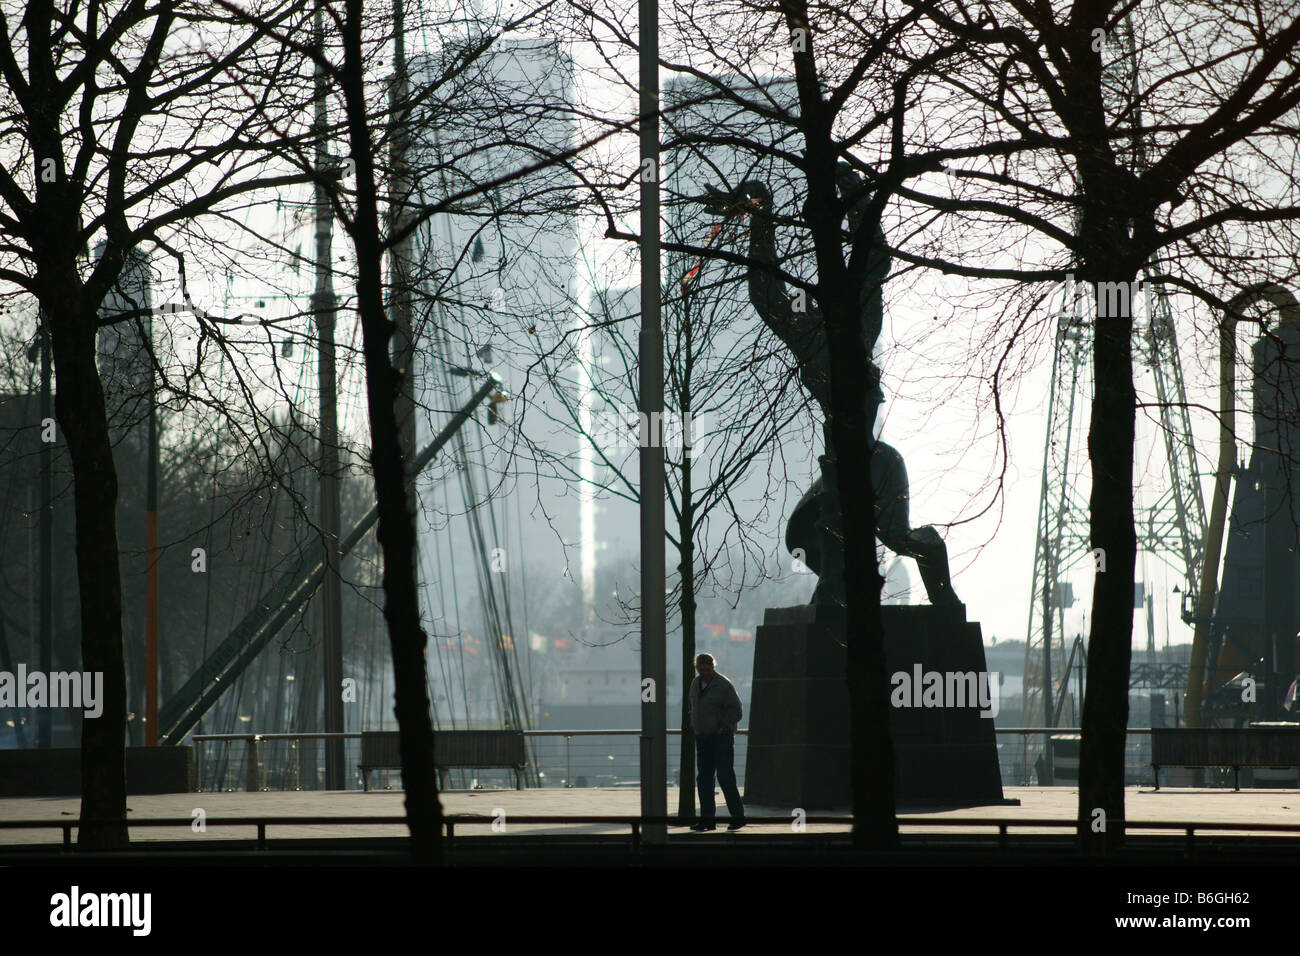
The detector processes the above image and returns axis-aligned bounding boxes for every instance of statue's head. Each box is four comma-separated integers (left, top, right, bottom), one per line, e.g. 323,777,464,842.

836,161,872,239
734,180,771,204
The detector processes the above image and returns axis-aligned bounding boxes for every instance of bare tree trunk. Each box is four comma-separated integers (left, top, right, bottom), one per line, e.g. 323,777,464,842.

783,3,898,849
821,285,896,849
1077,247,1138,853
339,0,442,864
46,290,130,850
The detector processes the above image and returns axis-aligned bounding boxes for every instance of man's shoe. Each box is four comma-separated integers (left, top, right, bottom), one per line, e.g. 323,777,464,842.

690,822,717,832
727,820,746,831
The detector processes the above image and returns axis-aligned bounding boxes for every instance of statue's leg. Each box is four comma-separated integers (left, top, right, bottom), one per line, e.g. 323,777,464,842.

871,442,910,553
872,442,960,608
905,527,960,609
786,475,823,576
786,475,824,602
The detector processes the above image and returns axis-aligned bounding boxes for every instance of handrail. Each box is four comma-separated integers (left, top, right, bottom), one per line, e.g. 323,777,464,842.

6,814,1300,853
188,727,1156,740
5,814,1296,829
187,727,1162,792
192,732,364,741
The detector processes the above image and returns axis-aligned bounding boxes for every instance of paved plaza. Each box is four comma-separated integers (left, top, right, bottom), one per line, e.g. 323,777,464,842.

2,786,1300,845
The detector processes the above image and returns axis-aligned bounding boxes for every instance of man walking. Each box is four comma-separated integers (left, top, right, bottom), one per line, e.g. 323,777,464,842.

688,653,746,831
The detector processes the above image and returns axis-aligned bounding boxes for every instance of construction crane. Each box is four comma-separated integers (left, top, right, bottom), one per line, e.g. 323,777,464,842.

1021,16,1208,779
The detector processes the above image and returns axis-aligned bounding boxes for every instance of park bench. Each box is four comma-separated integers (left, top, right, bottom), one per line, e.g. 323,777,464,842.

1048,734,1080,785
359,730,527,791
1151,725,1300,790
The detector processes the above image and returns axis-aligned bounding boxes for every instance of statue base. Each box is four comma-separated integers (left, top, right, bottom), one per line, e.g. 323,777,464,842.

744,603,1006,809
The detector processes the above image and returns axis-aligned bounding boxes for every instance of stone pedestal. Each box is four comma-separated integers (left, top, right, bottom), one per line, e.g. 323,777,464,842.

744,603,1004,809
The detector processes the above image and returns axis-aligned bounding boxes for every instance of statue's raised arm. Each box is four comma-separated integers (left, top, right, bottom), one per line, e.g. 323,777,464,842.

699,167,959,608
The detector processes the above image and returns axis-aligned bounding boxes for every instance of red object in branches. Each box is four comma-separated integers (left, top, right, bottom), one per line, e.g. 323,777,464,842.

679,197,758,295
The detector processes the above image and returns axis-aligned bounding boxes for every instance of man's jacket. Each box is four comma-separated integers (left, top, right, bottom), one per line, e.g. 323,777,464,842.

689,672,743,736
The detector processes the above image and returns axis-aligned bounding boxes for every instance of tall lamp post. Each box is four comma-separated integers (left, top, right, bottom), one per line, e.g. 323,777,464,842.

638,0,667,843
26,317,54,748
145,307,160,744
314,0,345,789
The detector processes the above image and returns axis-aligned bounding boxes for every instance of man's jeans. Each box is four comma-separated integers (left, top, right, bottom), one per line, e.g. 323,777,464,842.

695,732,745,824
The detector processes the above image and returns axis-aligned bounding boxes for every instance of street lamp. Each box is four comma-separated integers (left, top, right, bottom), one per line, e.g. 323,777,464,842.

24,320,52,748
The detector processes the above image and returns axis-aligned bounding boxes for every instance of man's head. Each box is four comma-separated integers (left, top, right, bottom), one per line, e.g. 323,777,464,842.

695,653,716,680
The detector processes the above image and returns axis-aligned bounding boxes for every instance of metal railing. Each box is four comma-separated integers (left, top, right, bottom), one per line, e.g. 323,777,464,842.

994,727,1155,787
525,729,750,790
192,729,753,793
193,732,364,793
5,813,1300,854
192,727,1230,793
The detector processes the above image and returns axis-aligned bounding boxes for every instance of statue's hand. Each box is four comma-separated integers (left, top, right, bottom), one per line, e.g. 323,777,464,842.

699,183,744,216
699,182,768,217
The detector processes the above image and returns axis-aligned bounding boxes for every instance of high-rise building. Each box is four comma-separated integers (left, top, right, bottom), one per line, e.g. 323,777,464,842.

404,38,581,725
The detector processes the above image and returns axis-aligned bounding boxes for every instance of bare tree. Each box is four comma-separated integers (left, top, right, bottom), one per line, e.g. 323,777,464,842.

0,0,333,847
560,0,970,847
881,0,1300,851
515,223,809,817
217,0,622,859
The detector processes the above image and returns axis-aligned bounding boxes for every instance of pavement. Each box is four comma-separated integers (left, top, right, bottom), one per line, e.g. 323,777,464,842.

3,785,1300,845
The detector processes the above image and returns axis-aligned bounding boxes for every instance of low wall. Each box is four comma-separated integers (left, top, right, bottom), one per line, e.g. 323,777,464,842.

0,746,194,796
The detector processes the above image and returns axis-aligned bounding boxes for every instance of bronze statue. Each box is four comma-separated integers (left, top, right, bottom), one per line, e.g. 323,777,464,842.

700,164,959,608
